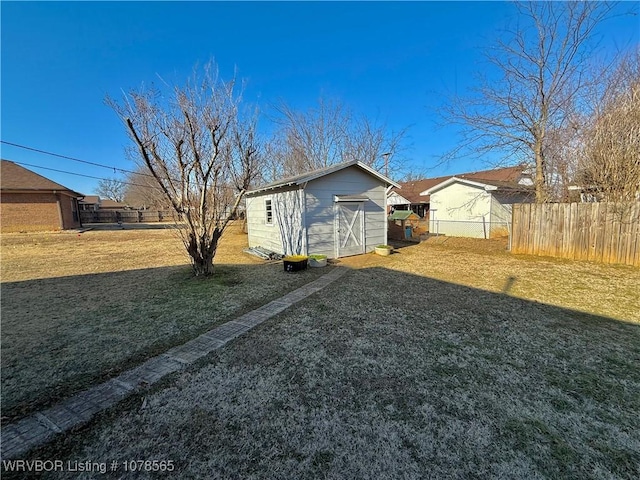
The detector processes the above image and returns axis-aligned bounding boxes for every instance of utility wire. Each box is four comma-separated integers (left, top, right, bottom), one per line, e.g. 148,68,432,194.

0,140,216,190
1,140,155,179
9,161,162,191
2,140,232,190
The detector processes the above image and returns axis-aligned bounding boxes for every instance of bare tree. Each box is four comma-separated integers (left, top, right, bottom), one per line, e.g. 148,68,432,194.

267,97,408,180
441,1,617,202
95,178,126,202
400,167,430,182
108,63,260,276
576,48,640,203
123,165,169,209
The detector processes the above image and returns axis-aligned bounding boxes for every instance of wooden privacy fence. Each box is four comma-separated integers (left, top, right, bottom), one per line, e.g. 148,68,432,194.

511,202,640,267
80,210,174,224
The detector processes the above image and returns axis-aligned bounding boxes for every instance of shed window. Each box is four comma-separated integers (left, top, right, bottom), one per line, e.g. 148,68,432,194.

265,199,273,225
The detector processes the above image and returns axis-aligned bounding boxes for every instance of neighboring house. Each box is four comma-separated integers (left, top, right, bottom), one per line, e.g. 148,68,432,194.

98,199,129,210
245,160,399,258
387,175,451,219
78,195,100,211
79,196,129,211
0,160,83,232
424,176,534,239
388,165,533,229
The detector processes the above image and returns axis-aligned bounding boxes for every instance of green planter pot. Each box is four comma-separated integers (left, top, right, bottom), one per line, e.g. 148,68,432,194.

308,254,327,268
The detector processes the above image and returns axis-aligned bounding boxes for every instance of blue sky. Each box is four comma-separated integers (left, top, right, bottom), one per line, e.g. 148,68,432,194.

2,1,638,195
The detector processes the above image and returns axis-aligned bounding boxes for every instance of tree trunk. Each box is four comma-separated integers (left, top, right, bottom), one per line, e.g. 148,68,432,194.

534,140,547,203
186,232,219,277
191,252,215,276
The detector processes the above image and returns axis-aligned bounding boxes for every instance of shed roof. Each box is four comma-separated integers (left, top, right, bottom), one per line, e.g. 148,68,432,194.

0,160,83,197
247,160,399,196
388,210,420,220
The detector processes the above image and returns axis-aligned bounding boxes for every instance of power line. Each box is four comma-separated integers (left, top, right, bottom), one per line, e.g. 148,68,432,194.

0,140,155,179
9,160,161,191
2,140,230,190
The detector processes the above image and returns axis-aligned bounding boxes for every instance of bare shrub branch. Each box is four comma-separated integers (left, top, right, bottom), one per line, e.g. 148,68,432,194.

107,62,261,276
576,48,640,203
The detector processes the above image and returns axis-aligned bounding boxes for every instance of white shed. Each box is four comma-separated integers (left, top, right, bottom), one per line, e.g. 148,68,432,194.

245,160,399,258
423,177,534,238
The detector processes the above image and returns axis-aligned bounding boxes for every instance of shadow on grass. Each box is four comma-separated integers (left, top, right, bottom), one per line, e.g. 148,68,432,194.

8,264,640,479
0,261,328,423
211,266,640,479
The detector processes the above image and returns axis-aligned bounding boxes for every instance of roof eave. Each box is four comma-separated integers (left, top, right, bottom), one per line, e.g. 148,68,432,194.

422,176,502,195
246,182,298,196
246,160,399,196
1,187,84,197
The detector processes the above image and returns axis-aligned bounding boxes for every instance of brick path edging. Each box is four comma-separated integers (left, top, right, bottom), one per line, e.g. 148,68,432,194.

1,266,348,459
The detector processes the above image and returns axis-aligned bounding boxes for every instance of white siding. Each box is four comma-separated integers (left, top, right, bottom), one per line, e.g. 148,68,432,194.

305,166,387,257
246,165,389,258
273,188,305,256
429,182,492,238
490,194,512,224
387,191,410,206
245,194,284,254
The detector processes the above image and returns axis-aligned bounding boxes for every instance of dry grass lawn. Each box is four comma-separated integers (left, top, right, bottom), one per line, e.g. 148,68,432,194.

340,236,640,323
15,235,640,479
1,223,329,422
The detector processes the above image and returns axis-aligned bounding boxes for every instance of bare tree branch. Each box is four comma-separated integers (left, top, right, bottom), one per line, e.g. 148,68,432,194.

95,178,126,203
266,96,410,180
107,61,260,276
576,48,640,203
440,1,618,202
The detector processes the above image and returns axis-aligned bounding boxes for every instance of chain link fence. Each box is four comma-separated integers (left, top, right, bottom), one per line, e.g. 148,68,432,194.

430,219,511,240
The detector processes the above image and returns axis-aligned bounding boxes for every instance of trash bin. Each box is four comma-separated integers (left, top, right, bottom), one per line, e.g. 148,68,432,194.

405,226,412,239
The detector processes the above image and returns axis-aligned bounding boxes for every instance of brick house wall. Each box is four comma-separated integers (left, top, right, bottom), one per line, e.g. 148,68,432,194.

0,192,81,233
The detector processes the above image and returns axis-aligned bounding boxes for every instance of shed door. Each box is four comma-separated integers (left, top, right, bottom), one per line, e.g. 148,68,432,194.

335,202,365,257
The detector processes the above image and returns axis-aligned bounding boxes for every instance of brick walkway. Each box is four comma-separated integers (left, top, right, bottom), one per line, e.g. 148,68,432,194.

1,266,348,460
